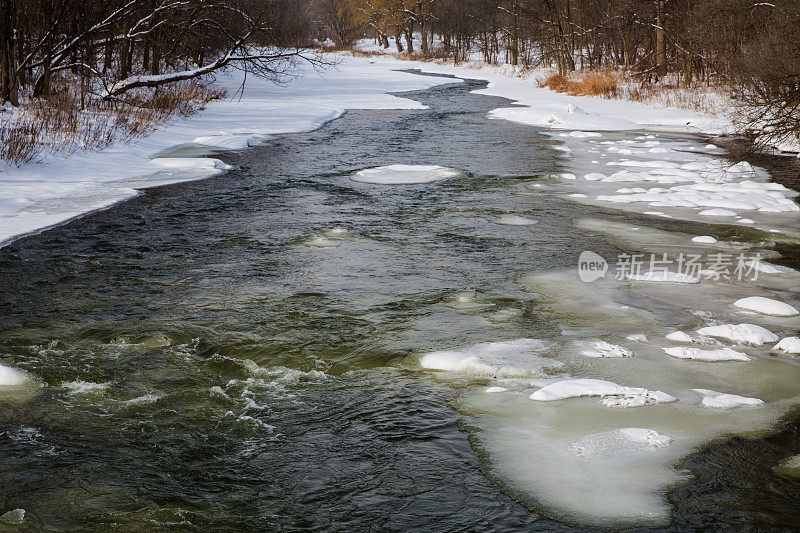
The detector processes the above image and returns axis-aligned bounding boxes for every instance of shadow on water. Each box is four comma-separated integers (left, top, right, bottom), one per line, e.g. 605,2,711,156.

0,74,799,531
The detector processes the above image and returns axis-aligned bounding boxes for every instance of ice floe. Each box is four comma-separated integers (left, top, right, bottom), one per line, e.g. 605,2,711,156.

419,338,560,377
351,164,461,184
666,331,695,343
733,296,799,317
0,365,29,387
581,341,632,358
773,337,800,354
691,235,717,244
529,378,675,407
662,346,750,362
695,323,778,346
692,389,763,409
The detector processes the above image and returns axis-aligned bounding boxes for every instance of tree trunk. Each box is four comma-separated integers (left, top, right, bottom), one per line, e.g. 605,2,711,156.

655,0,666,77
395,33,403,53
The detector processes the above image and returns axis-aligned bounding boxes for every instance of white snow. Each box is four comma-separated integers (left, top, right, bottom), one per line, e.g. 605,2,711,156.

493,214,538,225
692,389,764,409
662,346,750,362
529,378,675,407
570,428,673,457
666,331,695,343
733,296,799,317
485,386,508,393
0,365,28,387
691,235,717,244
581,341,632,358
626,333,648,342
351,164,461,184
773,337,800,354
695,323,778,346
419,338,560,377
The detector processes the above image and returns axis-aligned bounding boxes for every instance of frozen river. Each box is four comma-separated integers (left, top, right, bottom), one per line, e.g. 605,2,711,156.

1,74,800,531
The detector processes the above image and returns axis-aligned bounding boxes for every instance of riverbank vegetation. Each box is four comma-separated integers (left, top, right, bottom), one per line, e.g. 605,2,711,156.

1,0,799,164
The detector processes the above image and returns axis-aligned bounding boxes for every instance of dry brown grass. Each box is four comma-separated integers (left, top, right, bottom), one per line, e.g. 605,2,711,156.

0,80,225,166
541,72,619,97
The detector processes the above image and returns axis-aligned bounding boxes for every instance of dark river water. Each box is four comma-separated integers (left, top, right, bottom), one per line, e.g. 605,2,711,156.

1,74,800,532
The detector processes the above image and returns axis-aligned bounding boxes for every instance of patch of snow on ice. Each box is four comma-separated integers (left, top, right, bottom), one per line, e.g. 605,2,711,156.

420,338,560,377
773,337,800,354
581,341,632,358
733,297,799,317
691,235,717,244
529,378,675,407
696,323,778,346
662,346,750,362
692,389,764,409
570,428,673,457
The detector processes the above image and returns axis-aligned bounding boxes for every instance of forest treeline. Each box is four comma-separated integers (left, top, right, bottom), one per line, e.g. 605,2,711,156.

1,0,799,148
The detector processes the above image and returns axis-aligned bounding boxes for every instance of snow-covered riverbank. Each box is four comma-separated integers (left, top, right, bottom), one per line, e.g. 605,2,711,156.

0,58,460,247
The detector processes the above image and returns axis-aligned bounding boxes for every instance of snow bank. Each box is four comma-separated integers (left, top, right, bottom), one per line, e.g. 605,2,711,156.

351,164,461,184
662,346,750,362
692,389,763,409
733,297,799,317
696,323,778,346
570,428,673,457
0,57,462,247
529,378,675,407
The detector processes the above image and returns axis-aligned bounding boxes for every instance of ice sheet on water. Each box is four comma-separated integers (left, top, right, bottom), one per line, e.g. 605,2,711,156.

351,164,461,184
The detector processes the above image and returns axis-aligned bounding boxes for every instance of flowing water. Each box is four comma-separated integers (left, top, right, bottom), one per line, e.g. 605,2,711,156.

2,75,800,531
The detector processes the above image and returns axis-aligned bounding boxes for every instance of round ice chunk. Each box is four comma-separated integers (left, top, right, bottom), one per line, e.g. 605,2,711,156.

351,164,461,184
696,323,778,346
733,296,799,317
691,236,717,244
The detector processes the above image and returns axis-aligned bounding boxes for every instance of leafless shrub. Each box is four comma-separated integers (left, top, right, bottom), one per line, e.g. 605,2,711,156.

0,80,225,166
